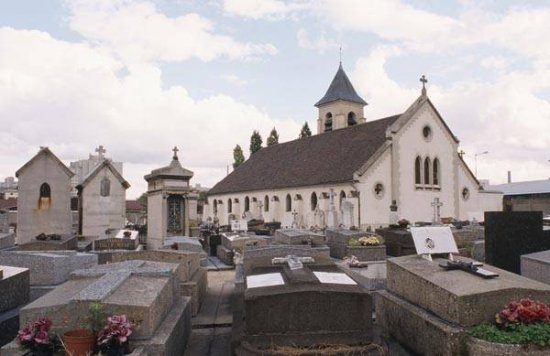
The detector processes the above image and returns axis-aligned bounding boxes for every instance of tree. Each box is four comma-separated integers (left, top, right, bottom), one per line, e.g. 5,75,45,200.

267,127,279,146
299,122,312,138
233,144,245,169
249,130,263,155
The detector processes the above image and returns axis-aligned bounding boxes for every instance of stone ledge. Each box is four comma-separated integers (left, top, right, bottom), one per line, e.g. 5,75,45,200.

375,289,466,356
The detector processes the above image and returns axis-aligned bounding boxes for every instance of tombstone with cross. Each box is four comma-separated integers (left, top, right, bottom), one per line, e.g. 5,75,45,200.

291,209,299,228
257,201,264,220
431,197,443,225
327,189,337,228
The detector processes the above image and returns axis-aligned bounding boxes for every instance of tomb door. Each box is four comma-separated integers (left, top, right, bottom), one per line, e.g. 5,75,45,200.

167,195,185,234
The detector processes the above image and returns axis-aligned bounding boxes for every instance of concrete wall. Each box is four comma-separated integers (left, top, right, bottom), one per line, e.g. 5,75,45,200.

81,166,126,238
17,154,72,244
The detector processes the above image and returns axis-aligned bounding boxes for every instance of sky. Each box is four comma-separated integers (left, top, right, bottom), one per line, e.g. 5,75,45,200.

1,0,550,199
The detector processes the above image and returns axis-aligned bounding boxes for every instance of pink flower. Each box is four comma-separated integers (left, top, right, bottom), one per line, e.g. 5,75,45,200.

33,331,49,344
16,325,33,343
33,318,52,331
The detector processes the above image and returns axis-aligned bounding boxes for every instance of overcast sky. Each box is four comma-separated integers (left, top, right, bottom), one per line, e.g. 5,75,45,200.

1,0,550,198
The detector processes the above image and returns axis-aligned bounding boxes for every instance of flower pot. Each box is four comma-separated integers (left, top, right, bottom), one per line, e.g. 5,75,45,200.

62,329,96,356
467,336,549,356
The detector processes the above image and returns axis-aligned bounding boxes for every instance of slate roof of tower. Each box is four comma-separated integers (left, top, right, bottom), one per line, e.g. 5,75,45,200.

209,115,400,195
315,64,367,107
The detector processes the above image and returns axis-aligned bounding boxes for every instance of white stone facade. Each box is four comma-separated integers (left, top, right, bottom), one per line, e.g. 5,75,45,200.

15,148,74,244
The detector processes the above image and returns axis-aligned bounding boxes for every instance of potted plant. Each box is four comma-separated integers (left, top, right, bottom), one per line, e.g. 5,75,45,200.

16,317,60,356
468,298,550,355
62,303,104,356
97,314,133,355
346,235,386,262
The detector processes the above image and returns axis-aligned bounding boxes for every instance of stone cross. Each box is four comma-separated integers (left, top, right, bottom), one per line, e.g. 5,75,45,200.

431,197,443,224
272,255,315,270
291,210,299,229
420,75,428,96
328,189,336,206
172,146,179,160
70,260,173,302
257,201,264,220
458,150,465,159
95,145,106,158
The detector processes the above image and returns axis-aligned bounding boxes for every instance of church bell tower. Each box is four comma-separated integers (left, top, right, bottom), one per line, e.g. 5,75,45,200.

315,63,367,134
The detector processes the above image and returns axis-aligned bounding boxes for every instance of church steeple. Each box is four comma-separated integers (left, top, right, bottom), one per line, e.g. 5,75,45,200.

315,63,367,134
315,63,367,108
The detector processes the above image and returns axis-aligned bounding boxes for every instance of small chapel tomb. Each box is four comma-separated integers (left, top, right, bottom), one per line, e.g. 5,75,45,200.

232,254,373,353
9,260,191,355
376,255,550,355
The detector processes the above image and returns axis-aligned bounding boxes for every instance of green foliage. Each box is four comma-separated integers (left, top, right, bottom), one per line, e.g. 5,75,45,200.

232,144,245,169
267,127,279,146
348,238,361,246
88,302,105,333
137,193,147,209
470,323,550,347
299,122,312,138
249,130,263,155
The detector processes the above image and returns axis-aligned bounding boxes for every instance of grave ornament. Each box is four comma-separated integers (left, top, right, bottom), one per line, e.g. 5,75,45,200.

272,255,315,270
411,226,458,261
439,260,498,279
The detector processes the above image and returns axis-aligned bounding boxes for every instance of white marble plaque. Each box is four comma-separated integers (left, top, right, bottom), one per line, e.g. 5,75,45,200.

246,272,285,289
231,219,248,232
411,226,458,255
115,229,138,240
313,271,357,285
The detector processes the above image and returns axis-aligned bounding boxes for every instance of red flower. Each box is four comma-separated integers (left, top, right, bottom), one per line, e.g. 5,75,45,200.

17,325,33,342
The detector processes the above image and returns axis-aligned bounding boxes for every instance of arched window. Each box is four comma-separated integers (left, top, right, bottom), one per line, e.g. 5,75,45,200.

340,191,346,209
244,196,250,212
100,177,111,197
286,194,292,212
348,112,357,126
264,195,269,212
424,157,431,185
310,192,318,211
324,113,333,132
38,182,51,209
227,198,232,213
40,183,51,198
433,158,440,186
415,157,422,184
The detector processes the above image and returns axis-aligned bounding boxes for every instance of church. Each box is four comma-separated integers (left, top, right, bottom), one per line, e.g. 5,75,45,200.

206,64,502,229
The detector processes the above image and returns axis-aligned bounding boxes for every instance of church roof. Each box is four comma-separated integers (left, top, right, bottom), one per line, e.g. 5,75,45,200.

315,64,367,107
209,115,400,195
144,154,194,182
77,160,130,190
16,147,74,178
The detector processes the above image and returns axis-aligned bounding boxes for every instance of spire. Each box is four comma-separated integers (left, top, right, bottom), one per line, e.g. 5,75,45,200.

315,64,367,108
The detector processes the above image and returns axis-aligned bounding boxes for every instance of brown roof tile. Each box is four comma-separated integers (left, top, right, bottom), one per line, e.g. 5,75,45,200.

209,115,400,195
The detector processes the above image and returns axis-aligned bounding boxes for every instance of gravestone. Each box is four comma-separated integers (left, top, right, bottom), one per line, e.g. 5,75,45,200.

376,255,550,355
485,211,550,273
0,250,97,300
233,254,372,352
217,232,268,265
274,229,325,246
326,189,337,228
164,235,203,253
105,249,207,316
326,228,370,259
0,266,30,347
521,249,550,284
341,201,354,227
12,260,191,355
93,236,138,251
0,213,8,234
18,235,77,251
0,233,15,251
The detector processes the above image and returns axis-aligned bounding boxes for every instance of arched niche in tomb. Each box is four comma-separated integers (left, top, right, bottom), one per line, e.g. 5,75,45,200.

100,177,111,197
38,182,51,209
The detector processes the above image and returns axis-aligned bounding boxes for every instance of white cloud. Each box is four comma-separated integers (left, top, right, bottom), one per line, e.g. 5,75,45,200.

0,27,299,198
480,56,510,71
222,0,310,20
222,74,248,86
296,28,337,54
66,0,277,65
349,46,550,185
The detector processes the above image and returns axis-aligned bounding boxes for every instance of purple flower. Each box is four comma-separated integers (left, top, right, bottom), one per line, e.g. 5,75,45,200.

16,325,33,342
